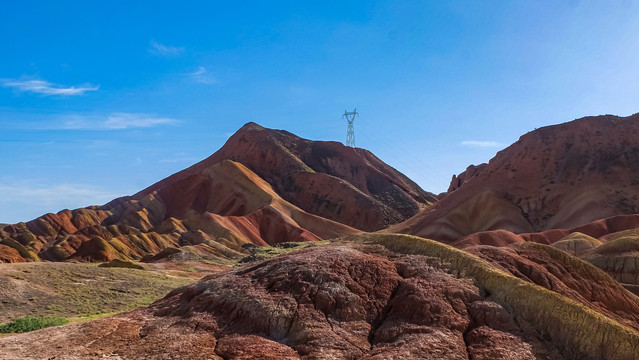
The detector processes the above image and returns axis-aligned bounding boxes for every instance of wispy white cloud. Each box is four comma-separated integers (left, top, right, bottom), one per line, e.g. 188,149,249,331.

149,39,184,56
0,183,118,204
461,140,503,148
0,175,138,222
1,79,99,96
63,112,179,130
159,157,200,164
103,113,179,129
189,66,216,84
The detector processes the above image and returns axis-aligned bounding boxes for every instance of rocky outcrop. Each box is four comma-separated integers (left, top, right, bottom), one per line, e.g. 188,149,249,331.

0,244,23,263
467,241,639,332
448,163,487,192
3,234,639,359
392,113,639,240
551,232,602,257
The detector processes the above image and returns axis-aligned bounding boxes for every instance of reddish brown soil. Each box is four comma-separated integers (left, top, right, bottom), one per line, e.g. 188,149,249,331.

0,244,22,263
467,242,639,332
451,214,639,289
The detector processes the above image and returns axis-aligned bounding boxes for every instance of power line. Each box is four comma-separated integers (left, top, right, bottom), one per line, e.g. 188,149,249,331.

342,108,359,147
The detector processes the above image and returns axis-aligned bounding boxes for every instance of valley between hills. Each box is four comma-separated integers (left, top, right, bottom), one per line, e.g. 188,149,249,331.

3,114,639,358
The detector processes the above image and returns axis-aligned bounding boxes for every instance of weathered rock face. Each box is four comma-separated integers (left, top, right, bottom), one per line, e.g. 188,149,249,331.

0,244,22,263
447,163,487,192
467,242,639,332
3,234,639,359
139,122,436,232
587,228,639,286
0,160,357,263
392,113,639,241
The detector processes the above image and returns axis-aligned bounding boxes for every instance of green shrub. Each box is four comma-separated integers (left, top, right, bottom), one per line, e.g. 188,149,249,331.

0,316,68,333
98,258,145,270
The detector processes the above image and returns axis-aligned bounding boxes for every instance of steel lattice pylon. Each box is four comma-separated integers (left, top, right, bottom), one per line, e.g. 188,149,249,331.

342,108,359,147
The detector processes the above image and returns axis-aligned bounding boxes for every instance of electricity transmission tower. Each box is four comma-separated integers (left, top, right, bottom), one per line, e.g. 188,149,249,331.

342,108,359,147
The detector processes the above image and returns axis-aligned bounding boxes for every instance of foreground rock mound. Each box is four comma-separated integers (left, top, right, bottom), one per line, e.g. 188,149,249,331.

3,234,639,359
393,113,639,240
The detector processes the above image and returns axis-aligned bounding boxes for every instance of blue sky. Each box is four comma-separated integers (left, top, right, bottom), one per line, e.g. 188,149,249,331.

2,1,639,223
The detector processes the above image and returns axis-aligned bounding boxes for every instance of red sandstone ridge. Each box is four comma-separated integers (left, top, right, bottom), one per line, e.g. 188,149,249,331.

391,113,639,241
2,234,639,359
0,160,358,263
137,122,436,232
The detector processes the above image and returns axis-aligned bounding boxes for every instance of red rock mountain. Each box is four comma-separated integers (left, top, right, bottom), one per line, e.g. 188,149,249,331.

138,122,436,231
0,123,433,263
392,113,639,241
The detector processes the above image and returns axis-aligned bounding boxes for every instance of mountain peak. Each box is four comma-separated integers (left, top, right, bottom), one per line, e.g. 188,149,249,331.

238,122,265,131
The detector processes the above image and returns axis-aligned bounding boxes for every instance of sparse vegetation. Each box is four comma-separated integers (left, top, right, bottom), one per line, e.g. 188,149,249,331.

98,259,146,270
0,316,68,334
596,236,639,255
238,241,330,264
0,262,195,323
